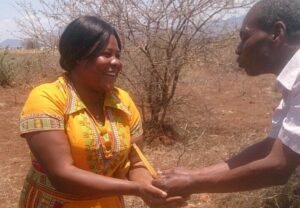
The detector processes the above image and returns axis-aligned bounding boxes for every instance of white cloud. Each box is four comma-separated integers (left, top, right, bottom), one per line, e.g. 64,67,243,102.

0,18,21,41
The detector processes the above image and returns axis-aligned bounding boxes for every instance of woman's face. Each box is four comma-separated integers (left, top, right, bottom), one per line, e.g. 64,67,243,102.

74,35,122,94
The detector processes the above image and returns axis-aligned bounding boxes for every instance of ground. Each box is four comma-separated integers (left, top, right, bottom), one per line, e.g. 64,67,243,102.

0,66,286,208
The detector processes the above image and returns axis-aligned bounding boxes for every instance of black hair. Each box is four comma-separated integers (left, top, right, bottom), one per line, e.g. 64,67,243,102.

255,0,300,42
59,16,122,72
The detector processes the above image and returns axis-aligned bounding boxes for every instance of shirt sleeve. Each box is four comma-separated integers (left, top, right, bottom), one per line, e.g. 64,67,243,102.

126,93,143,139
268,98,288,138
20,84,65,136
271,89,300,155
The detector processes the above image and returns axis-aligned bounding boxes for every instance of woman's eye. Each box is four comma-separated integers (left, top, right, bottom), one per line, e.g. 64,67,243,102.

100,52,112,58
99,51,121,59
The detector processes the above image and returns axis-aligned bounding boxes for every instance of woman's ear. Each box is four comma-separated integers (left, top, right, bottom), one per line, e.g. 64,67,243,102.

75,59,87,67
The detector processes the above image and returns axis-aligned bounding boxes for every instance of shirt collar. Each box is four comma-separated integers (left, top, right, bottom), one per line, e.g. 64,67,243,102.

59,74,131,116
277,49,300,91
104,90,132,116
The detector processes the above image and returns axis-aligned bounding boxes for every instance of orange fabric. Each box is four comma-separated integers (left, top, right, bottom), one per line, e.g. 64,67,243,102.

19,74,143,208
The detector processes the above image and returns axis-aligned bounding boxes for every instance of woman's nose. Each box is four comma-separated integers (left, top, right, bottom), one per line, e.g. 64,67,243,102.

110,57,122,71
110,56,121,66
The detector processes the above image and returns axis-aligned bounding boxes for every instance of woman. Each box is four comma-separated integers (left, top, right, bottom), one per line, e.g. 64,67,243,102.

18,16,183,208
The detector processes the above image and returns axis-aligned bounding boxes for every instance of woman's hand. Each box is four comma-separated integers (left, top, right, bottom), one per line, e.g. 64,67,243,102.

137,182,187,208
129,138,189,207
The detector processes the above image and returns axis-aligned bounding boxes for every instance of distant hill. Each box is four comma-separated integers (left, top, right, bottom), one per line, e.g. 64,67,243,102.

0,39,22,49
206,15,244,36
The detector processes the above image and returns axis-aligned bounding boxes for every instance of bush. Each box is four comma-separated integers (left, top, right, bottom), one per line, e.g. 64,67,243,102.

0,49,61,87
0,48,14,87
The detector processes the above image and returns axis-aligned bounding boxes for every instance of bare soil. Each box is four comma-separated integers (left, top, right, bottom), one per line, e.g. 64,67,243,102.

0,68,282,208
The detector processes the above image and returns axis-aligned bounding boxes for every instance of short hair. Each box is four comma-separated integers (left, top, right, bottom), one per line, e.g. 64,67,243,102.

255,0,300,42
59,16,122,72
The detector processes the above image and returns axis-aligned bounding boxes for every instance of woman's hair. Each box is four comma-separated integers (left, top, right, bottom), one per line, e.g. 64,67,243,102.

59,16,122,72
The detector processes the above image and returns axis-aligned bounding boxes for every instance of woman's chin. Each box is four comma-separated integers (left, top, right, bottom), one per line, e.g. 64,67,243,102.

100,85,115,94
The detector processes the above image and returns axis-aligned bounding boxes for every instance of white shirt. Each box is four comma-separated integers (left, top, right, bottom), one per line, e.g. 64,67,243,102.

269,49,300,155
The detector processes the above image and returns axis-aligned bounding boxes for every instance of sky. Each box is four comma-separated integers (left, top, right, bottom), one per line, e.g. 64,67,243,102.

0,0,43,42
0,0,250,43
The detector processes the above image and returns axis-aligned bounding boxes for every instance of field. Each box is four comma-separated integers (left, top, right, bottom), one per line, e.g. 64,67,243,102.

0,49,299,208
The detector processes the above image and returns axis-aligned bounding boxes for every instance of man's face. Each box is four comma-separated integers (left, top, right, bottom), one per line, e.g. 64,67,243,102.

236,6,275,76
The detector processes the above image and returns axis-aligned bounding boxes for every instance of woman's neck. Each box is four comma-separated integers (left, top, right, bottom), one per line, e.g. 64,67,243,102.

68,72,105,108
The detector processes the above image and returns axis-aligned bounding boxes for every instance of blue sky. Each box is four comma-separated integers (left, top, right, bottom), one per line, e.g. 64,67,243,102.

0,0,43,42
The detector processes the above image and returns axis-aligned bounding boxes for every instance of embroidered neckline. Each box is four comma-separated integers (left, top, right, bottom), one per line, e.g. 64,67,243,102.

58,74,131,116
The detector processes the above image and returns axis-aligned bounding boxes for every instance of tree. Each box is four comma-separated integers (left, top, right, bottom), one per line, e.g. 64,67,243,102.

15,0,254,125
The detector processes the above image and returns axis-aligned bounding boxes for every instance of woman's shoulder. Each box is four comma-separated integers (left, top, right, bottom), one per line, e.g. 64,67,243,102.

113,87,133,103
25,76,68,112
29,76,68,99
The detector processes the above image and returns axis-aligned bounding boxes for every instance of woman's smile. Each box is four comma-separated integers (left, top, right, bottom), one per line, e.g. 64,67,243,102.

103,68,118,77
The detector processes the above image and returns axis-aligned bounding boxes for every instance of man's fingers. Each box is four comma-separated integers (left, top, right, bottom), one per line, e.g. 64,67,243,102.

152,178,166,188
157,169,163,175
161,168,175,175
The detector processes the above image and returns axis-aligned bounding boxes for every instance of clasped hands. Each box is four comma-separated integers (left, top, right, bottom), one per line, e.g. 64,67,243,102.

139,167,195,208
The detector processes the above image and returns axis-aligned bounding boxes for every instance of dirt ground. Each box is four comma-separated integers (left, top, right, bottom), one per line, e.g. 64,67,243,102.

0,67,282,208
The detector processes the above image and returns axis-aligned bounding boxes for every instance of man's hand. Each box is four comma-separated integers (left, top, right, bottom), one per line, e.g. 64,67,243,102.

152,167,195,197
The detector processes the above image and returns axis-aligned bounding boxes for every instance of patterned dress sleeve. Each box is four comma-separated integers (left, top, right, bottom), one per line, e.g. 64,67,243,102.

20,83,66,136
126,94,143,139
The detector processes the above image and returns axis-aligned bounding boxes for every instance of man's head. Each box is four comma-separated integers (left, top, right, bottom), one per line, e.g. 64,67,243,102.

236,0,300,76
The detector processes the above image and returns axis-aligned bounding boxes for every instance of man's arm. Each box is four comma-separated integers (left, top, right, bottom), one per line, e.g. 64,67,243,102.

153,138,300,196
193,137,275,176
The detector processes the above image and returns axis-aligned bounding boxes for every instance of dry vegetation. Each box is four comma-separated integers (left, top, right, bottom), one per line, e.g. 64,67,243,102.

0,37,300,208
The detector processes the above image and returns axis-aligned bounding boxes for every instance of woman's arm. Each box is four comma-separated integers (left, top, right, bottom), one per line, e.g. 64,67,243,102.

128,135,152,184
25,130,166,200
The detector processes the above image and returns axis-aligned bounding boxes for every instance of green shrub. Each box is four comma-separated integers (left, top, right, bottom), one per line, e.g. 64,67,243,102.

0,48,14,86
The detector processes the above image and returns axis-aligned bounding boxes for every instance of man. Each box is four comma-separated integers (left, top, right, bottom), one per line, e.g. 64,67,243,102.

152,0,300,196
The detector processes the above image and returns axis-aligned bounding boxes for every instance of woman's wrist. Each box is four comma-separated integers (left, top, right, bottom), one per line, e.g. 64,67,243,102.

129,167,153,185
129,181,144,196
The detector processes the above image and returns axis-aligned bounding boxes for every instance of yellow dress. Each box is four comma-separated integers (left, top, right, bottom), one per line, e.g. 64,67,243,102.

19,74,143,208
